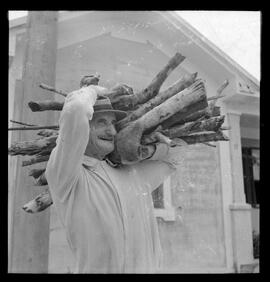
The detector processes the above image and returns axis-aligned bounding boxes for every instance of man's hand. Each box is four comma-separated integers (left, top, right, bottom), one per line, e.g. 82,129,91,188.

68,85,108,104
84,85,109,99
115,120,156,165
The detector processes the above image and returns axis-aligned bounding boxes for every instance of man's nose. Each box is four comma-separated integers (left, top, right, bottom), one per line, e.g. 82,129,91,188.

107,124,117,136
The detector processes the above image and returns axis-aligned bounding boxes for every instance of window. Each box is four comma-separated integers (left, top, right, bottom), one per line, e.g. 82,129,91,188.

151,176,176,221
242,147,260,207
152,183,164,209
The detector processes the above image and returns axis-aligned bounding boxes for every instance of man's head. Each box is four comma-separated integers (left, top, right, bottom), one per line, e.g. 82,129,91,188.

84,97,127,160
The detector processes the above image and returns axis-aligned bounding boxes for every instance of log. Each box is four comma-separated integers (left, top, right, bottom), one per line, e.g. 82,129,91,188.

22,155,50,166
116,72,197,129
12,79,207,161
141,116,225,145
36,53,184,112
10,120,37,126
35,147,55,156
176,130,229,145
207,95,225,101
29,168,46,179
22,189,52,213
9,136,57,156
28,100,64,111
162,116,225,138
35,172,48,186
9,116,228,159
117,79,208,132
135,52,186,104
111,53,185,111
209,79,229,109
39,74,100,97
109,129,228,165
106,84,134,100
37,129,58,137
80,74,100,87
40,83,68,97
161,105,220,129
159,81,225,130
113,80,207,164
202,142,216,148
28,84,134,112
8,125,59,131
216,79,229,96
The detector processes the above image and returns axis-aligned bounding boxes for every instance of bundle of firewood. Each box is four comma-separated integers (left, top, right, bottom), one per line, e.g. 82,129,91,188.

8,52,229,213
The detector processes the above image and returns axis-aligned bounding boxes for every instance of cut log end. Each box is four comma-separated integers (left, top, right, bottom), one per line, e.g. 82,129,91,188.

80,74,100,87
28,101,41,112
22,190,52,213
29,168,46,179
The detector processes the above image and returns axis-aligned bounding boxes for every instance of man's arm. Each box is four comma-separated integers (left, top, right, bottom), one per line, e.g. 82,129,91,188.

45,86,105,202
136,143,187,193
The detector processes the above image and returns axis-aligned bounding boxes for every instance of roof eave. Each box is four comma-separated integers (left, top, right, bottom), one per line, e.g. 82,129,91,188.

157,11,260,88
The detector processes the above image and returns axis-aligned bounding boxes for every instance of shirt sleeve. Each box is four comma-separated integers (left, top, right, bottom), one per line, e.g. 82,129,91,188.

135,159,176,193
45,86,101,202
135,143,187,192
149,143,183,166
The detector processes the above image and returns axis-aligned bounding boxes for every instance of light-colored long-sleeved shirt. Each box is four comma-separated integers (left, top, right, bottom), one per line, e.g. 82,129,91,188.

45,86,177,273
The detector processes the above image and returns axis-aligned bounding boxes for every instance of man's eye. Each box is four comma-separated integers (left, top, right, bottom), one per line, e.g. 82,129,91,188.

98,121,106,126
97,119,107,126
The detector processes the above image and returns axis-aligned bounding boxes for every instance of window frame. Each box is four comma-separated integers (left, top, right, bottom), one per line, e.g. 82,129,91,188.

153,176,176,221
241,144,260,208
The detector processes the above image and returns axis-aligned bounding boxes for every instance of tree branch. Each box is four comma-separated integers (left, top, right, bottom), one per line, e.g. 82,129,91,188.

161,105,221,129
134,52,186,105
9,136,57,156
29,168,46,179
10,120,37,126
37,129,58,137
22,155,50,166
117,72,197,129
175,130,229,145
8,125,59,131
39,83,68,97
34,172,48,186
118,79,208,132
162,116,225,139
22,189,52,213
209,79,229,110
111,53,185,110
28,100,64,112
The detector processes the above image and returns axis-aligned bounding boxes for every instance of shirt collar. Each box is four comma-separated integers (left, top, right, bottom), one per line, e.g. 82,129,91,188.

82,155,100,168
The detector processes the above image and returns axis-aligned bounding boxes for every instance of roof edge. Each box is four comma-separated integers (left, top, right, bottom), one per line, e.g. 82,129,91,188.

160,11,260,87
9,11,260,88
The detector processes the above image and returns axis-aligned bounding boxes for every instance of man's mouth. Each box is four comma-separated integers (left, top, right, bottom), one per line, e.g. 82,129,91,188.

98,136,114,142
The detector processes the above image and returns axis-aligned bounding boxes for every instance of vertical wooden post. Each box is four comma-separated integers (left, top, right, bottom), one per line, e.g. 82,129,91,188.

227,112,246,203
226,111,254,272
9,11,58,273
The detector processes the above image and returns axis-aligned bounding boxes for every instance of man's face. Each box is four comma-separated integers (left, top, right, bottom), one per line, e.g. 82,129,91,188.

85,112,117,160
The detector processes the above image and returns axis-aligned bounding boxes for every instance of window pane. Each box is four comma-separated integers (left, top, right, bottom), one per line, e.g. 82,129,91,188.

152,184,164,209
252,149,260,181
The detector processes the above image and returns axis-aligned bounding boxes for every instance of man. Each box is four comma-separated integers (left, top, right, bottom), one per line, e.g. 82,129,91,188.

45,85,178,273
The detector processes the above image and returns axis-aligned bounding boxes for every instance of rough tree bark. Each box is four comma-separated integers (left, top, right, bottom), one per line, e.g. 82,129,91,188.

116,72,198,129
111,52,185,111
117,79,208,132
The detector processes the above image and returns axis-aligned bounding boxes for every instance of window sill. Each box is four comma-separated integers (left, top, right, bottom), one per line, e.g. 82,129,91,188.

154,207,176,221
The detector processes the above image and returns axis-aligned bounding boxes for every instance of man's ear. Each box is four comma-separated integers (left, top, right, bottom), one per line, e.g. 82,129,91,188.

141,144,156,160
